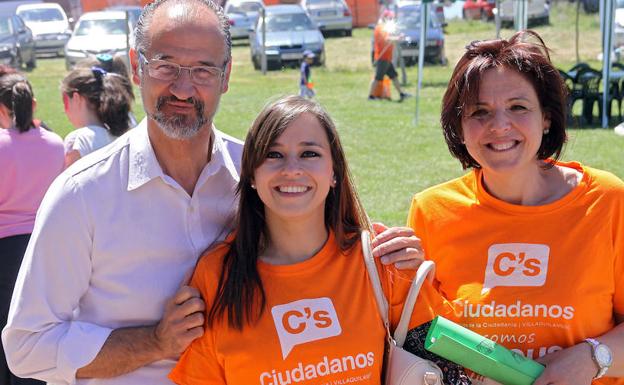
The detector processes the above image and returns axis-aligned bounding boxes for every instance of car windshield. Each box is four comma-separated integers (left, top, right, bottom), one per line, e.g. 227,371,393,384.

18,8,64,22
397,7,435,29
75,19,128,36
228,2,263,14
0,17,12,37
263,13,315,32
305,0,341,7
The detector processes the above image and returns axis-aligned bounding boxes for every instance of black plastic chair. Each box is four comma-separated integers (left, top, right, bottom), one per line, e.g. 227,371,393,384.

566,62,591,81
574,67,602,125
559,68,581,122
574,67,621,125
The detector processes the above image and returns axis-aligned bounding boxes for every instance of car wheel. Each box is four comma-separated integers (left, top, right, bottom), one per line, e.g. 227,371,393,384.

252,54,260,70
345,29,352,37
480,9,489,22
318,50,325,66
12,51,22,69
26,52,36,69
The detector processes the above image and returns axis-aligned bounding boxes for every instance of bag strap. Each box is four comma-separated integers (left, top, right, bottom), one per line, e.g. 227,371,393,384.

393,260,435,347
361,231,390,331
361,231,436,348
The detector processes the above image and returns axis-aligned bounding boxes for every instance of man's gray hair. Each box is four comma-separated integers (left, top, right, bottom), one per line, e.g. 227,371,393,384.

134,0,232,66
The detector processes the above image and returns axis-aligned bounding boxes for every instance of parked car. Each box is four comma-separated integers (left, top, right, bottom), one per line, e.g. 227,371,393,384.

300,0,352,36
16,3,70,57
105,5,143,30
400,0,446,26
498,0,549,26
573,0,599,13
372,3,445,66
463,0,495,20
0,12,36,69
399,3,445,65
65,11,131,70
224,0,264,39
249,4,325,70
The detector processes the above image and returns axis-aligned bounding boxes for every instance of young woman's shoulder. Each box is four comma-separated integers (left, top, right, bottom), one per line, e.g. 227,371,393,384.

192,234,236,292
583,165,624,192
412,171,477,210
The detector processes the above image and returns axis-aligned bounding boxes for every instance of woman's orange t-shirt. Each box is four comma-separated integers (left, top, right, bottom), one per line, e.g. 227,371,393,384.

169,232,452,385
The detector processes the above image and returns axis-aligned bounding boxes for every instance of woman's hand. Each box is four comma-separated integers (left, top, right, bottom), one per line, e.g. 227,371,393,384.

370,223,425,270
532,343,596,385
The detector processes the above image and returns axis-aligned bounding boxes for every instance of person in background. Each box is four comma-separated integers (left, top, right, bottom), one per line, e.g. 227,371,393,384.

169,95,462,385
61,65,134,167
407,30,623,384
0,68,64,385
368,10,410,102
77,53,138,127
299,50,315,99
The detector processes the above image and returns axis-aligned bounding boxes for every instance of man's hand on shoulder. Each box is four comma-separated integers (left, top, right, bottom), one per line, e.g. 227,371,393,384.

153,282,206,358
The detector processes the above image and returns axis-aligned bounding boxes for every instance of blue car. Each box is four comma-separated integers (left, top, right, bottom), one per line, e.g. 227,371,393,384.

0,12,36,69
395,3,445,65
249,5,325,70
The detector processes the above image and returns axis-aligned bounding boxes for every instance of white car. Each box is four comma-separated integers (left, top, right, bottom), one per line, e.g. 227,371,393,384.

65,11,131,70
249,5,325,70
224,0,264,39
16,3,71,57
497,0,549,26
301,0,352,36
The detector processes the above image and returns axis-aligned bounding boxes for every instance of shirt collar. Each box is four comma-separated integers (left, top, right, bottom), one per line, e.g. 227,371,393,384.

127,119,164,191
127,119,240,191
206,127,240,183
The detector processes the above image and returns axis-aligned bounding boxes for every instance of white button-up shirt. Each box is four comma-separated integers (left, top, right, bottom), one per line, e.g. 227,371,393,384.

2,120,243,385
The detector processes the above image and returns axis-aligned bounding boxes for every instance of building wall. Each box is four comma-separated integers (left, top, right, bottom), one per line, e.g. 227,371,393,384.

82,0,142,12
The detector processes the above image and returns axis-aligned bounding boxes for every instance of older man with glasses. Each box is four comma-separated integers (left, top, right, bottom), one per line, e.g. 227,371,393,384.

2,0,427,384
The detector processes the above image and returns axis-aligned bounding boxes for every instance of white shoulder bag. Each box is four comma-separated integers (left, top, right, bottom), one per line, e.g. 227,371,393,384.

361,231,443,385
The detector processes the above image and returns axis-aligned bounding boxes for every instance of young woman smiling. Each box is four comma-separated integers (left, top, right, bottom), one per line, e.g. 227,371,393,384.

170,95,458,385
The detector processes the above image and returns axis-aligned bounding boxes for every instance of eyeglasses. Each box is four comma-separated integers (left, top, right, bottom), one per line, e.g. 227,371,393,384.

139,53,225,86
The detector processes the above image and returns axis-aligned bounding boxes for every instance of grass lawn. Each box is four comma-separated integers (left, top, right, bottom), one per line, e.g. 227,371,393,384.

26,1,624,225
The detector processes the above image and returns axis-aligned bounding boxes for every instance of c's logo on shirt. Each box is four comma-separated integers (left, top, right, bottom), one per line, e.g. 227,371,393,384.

482,243,549,293
271,298,342,359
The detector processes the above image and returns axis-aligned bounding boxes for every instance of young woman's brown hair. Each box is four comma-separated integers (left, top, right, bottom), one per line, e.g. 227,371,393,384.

0,72,35,133
208,95,370,329
61,67,134,137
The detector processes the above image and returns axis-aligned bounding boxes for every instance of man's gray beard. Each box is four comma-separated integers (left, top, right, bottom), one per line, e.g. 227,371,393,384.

150,96,209,140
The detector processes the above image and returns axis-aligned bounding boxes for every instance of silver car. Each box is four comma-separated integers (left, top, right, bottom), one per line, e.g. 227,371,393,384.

301,0,352,36
249,5,325,70
498,0,549,26
65,11,131,70
225,0,264,39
